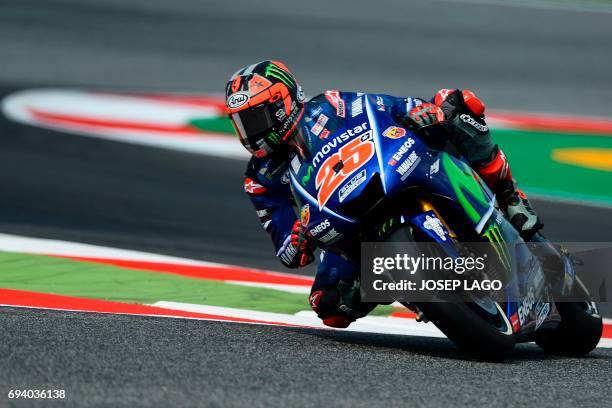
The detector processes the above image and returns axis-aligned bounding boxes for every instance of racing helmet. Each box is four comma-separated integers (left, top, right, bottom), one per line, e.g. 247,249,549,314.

225,60,305,158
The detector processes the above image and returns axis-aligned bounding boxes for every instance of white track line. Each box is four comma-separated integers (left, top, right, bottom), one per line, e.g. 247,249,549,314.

152,302,446,338
0,232,216,266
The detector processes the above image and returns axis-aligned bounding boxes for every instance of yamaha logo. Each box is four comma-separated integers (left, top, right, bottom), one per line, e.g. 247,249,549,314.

227,92,249,109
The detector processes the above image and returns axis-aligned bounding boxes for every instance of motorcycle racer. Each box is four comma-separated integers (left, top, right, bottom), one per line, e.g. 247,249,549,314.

226,60,543,328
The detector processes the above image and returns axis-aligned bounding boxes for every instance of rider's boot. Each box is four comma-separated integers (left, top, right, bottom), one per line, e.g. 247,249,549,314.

475,148,543,240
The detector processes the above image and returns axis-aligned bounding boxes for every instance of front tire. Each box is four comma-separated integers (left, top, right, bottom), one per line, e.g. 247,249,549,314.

416,301,515,361
386,225,515,361
535,278,602,356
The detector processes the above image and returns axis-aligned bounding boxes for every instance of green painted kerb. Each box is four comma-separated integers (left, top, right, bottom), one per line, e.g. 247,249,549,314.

0,252,392,316
189,117,235,134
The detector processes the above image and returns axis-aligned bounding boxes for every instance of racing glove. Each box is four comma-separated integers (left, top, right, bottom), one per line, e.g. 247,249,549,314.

278,220,315,268
405,102,446,130
309,280,377,328
433,89,493,163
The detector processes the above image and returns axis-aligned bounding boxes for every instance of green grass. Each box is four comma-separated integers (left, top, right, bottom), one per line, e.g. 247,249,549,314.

0,251,394,316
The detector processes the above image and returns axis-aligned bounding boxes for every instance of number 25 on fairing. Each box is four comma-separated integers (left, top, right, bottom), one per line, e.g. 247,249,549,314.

315,134,374,209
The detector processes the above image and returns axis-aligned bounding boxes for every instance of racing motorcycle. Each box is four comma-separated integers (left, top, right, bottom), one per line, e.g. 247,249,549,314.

288,94,602,360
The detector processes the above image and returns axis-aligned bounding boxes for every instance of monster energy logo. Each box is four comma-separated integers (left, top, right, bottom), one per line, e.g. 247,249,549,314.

376,217,397,238
267,131,281,145
265,64,294,88
482,224,511,272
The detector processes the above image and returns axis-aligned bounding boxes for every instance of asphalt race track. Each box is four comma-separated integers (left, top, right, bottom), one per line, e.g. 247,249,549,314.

1,0,611,407
2,307,611,408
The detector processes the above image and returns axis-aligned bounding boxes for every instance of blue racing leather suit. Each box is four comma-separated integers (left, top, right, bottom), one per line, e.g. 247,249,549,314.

243,89,527,327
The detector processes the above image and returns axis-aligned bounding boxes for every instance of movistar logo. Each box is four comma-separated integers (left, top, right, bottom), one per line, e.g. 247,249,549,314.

265,64,294,88
301,164,313,186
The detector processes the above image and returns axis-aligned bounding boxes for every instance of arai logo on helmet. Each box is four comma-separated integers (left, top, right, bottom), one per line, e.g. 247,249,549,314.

227,92,249,109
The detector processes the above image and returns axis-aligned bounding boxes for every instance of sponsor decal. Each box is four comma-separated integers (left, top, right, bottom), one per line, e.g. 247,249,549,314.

351,97,363,117
244,178,266,194
324,90,346,118
535,300,550,330
227,92,249,109
510,312,520,333
311,106,323,117
247,74,272,94
275,108,287,121
297,86,305,102
309,219,331,236
256,209,268,218
338,169,367,203
312,122,369,168
300,204,310,227
253,139,271,158
276,100,300,137
290,154,301,174
309,291,320,308
388,138,415,166
267,131,282,146
310,114,329,137
382,126,406,139
376,96,385,112
280,242,298,264
301,164,314,186
318,228,341,244
315,134,374,209
518,287,536,326
319,129,330,139
406,98,422,112
459,114,489,132
422,215,447,241
429,158,440,175
396,151,420,180
264,64,294,88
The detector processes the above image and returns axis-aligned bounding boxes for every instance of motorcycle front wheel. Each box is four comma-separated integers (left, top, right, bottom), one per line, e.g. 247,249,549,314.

385,225,515,361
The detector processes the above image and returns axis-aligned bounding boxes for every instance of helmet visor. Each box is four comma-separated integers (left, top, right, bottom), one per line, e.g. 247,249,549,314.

231,103,277,147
